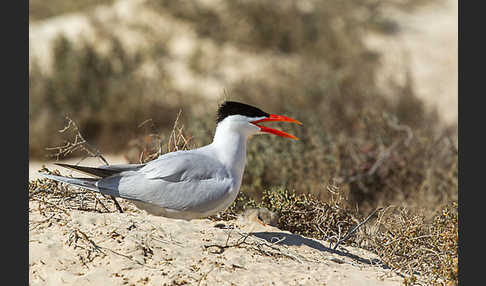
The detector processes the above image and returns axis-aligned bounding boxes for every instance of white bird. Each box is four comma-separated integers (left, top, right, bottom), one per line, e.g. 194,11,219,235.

42,101,302,220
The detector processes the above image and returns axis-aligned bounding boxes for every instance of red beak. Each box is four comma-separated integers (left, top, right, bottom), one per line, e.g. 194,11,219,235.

251,114,302,140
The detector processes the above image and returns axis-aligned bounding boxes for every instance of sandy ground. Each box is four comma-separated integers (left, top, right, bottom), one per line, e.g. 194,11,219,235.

29,199,404,286
29,155,405,285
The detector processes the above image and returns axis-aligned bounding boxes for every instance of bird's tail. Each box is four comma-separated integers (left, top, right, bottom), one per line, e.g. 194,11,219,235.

41,174,101,193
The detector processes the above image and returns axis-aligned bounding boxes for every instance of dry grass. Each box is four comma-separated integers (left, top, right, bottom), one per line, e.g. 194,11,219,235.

29,169,120,216
370,203,458,285
210,183,457,285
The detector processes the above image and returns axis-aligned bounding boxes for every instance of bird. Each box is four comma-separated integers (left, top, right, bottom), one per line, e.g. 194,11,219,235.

42,101,302,220
241,207,279,227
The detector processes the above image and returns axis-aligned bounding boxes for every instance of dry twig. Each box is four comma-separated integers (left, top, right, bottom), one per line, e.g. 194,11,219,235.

45,114,123,213
337,118,413,184
204,231,306,263
331,207,383,250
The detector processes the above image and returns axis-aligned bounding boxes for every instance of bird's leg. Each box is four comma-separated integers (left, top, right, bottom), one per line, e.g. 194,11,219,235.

110,196,124,213
95,153,123,213
256,215,266,226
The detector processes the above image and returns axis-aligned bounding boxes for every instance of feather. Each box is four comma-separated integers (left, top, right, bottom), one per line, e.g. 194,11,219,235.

54,162,145,178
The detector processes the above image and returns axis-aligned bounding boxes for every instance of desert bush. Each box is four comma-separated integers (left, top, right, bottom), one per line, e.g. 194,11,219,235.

151,0,435,54
259,186,358,242
370,202,458,285
145,0,458,214
177,82,457,217
29,34,182,158
29,0,114,21
213,184,457,285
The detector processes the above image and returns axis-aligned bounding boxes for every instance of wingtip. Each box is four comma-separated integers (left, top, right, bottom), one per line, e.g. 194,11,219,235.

54,162,71,168
40,173,59,179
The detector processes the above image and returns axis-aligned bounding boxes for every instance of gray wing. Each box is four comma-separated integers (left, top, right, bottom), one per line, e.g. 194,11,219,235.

96,151,234,213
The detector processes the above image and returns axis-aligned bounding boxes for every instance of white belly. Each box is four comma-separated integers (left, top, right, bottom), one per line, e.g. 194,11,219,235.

132,184,240,220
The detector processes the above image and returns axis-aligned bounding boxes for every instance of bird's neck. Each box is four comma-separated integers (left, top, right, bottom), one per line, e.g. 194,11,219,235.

211,124,249,182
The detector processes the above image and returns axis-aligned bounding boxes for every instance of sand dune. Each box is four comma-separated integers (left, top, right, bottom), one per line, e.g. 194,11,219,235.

29,198,404,286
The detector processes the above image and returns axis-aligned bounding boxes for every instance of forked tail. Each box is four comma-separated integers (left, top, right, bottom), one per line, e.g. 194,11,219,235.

41,174,101,193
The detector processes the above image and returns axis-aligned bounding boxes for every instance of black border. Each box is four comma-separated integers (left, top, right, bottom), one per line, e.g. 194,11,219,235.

10,0,29,284
458,1,483,285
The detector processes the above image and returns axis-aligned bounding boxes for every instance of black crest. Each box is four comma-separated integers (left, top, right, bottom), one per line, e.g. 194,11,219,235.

216,101,269,123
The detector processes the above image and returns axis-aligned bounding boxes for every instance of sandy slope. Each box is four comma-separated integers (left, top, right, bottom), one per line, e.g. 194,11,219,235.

29,0,457,126
365,0,458,126
29,155,404,285
29,200,403,286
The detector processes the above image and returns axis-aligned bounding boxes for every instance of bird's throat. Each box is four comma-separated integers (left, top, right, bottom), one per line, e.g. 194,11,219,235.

211,127,248,183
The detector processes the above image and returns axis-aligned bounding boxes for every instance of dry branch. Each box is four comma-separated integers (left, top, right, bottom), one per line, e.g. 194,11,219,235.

45,114,123,213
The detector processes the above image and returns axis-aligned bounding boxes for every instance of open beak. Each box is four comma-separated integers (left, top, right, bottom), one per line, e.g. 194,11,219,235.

251,114,302,140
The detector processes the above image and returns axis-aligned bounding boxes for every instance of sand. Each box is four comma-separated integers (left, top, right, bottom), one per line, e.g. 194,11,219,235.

29,200,404,286
29,154,404,285
364,0,458,126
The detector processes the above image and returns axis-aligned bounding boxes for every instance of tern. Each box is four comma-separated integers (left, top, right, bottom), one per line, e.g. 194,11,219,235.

42,101,302,220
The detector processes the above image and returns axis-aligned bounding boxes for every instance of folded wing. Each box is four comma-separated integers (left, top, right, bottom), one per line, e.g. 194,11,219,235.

96,151,233,213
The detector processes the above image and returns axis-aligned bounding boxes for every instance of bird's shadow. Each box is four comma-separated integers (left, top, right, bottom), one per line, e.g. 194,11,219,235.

251,231,390,270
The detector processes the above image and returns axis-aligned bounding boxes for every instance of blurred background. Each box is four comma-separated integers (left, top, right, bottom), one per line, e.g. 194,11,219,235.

29,0,457,216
